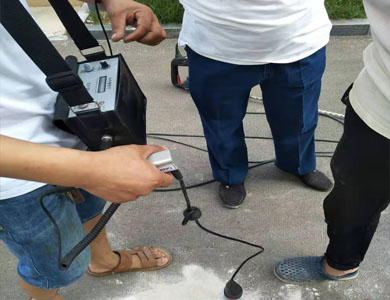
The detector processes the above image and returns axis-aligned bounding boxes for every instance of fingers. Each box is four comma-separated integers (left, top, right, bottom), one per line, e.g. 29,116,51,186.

123,24,150,43
123,12,165,45
158,172,173,187
136,15,166,46
87,144,173,203
137,28,166,46
85,187,139,203
123,9,152,43
110,13,127,42
140,144,168,159
107,192,138,203
104,0,164,45
140,144,173,187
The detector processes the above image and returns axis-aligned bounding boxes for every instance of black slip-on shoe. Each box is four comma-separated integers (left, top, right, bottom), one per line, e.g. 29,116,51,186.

299,169,333,192
219,183,246,209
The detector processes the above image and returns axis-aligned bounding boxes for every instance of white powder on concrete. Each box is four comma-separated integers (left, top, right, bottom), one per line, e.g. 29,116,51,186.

278,285,302,300
116,265,262,300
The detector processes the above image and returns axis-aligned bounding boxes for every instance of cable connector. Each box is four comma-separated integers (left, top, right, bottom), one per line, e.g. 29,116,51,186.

182,206,202,225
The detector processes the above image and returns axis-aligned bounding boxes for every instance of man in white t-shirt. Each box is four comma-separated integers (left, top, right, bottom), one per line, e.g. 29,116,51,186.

275,0,390,283
178,0,333,208
0,1,172,299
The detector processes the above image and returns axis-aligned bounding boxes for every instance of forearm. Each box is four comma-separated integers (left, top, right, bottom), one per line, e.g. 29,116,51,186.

0,135,92,188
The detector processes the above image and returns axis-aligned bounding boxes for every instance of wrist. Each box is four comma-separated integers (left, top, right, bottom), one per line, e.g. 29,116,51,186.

73,150,103,189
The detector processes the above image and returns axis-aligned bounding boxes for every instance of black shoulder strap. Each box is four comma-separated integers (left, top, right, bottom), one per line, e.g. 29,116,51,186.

0,0,94,106
48,0,105,59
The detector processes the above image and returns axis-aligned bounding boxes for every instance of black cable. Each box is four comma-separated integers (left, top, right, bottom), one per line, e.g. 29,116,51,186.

95,1,113,56
154,154,333,192
60,202,120,269
170,151,335,284
150,94,341,293
246,110,345,126
171,170,264,283
40,186,121,269
179,179,192,209
147,134,338,164
39,187,78,269
147,133,340,144
39,140,120,270
156,178,216,192
155,160,276,192
195,220,264,281
147,111,341,192
147,135,209,153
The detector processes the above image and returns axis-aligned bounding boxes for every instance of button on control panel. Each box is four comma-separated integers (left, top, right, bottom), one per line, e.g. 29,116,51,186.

100,61,109,69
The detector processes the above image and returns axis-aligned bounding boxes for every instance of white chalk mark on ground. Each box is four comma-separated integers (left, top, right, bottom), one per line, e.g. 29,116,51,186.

115,265,262,300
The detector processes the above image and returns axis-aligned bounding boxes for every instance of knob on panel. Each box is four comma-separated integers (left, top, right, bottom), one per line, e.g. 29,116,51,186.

82,63,94,72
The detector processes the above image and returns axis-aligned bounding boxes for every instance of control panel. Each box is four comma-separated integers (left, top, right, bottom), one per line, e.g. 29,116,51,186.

68,57,119,117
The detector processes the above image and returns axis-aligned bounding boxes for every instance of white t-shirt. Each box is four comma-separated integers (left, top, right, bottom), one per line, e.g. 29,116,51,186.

0,0,84,200
349,0,390,139
178,0,332,65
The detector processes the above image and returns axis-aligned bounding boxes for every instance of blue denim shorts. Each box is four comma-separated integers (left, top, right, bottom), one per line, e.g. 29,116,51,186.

0,185,106,289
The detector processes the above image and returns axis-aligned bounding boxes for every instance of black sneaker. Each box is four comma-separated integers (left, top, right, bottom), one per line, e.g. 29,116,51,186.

219,183,246,209
299,170,333,191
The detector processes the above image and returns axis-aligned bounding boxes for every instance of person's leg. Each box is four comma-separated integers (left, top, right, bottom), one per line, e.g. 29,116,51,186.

18,278,62,300
0,185,91,300
83,215,119,272
186,46,264,186
274,102,390,283
260,47,332,190
323,103,390,272
75,191,169,274
84,215,168,273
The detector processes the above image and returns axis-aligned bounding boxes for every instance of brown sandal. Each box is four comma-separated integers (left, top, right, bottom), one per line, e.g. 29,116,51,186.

87,246,172,277
26,290,59,300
